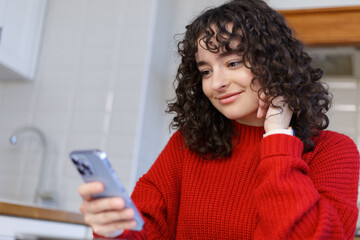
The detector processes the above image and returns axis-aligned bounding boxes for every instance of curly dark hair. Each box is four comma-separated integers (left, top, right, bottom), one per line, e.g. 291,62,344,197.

166,0,331,158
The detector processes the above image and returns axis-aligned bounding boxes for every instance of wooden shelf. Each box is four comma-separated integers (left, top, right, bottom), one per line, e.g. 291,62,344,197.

279,6,360,46
0,202,87,225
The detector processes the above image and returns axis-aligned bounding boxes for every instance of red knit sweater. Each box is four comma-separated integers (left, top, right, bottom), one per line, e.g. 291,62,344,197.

97,122,359,239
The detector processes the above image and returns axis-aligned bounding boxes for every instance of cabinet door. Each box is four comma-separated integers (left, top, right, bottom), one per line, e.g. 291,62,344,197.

0,215,91,239
0,0,47,81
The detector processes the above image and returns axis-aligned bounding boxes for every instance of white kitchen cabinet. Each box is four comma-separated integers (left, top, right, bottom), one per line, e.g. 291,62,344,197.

0,201,92,239
0,0,47,81
0,215,92,239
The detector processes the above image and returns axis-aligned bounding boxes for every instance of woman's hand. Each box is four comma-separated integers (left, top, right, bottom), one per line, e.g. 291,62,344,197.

78,182,137,237
257,92,293,133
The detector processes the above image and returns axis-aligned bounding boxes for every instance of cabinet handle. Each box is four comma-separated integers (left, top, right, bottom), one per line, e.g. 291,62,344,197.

0,27,2,45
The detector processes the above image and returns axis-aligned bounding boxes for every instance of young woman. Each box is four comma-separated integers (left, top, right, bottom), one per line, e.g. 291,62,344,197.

78,0,359,239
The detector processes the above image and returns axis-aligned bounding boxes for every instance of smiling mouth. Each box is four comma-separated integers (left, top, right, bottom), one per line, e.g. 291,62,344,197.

217,92,242,104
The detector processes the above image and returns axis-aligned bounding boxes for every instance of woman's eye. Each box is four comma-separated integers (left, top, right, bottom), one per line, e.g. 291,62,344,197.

200,70,211,77
228,61,241,68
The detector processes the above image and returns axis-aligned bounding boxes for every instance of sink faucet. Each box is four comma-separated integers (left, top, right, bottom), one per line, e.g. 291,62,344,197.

9,126,57,207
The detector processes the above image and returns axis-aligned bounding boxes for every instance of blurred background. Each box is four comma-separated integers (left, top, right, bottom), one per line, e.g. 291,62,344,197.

0,0,359,216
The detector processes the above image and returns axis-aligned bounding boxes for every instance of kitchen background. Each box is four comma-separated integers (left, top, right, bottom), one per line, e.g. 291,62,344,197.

0,0,359,215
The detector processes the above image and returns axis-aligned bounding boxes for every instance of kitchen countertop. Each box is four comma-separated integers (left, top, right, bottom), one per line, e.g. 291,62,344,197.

0,201,86,225
2,201,359,239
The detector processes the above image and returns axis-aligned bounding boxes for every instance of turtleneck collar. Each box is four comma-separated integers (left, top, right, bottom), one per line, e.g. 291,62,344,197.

232,121,265,146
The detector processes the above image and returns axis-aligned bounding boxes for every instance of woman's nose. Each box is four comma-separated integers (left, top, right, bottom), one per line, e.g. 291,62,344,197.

212,69,229,91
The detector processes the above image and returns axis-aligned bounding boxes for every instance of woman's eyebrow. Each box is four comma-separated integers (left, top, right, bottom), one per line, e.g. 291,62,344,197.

196,60,207,67
219,51,235,58
196,51,238,67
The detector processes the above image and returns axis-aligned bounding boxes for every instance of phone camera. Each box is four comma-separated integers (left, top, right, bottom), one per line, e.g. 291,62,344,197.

82,161,93,175
77,166,85,175
71,157,80,165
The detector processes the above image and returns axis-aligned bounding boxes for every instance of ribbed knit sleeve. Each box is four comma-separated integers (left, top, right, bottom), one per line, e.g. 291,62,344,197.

255,132,359,239
116,131,185,240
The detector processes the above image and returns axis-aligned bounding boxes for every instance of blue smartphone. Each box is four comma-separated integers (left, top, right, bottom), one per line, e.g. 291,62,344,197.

69,149,144,231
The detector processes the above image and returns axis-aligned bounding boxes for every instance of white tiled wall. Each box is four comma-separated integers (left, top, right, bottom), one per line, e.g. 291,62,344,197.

0,0,160,211
327,78,359,142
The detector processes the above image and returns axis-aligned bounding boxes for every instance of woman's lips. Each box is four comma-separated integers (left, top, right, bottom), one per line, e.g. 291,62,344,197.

217,92,242,104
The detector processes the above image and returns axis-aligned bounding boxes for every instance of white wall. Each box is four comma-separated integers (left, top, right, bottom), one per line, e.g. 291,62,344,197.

0,0,156,211
134,0,177,183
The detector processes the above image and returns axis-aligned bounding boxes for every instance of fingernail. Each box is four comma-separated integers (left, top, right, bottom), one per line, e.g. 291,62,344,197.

95,183,103,191
114,198,123,208
127,209,135,217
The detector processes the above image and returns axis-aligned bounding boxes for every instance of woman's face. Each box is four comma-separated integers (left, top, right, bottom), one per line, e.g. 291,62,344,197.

196,39,264,127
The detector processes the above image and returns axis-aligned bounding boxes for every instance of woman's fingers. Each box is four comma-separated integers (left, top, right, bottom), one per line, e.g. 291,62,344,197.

264,96,293,132
80,197,125,214
84,207,136,237
78,182,104,201
257,93,293,132
77,182,137,237
85,208,135,225
92,219,137,237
